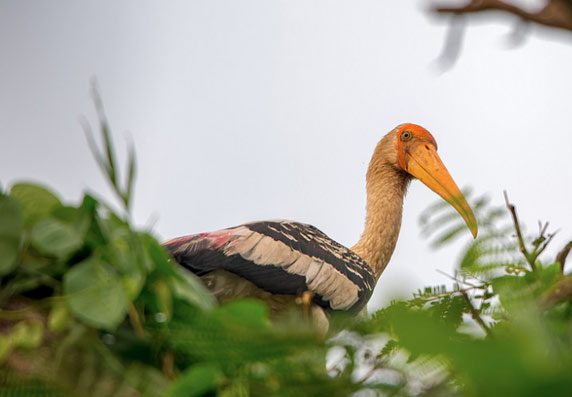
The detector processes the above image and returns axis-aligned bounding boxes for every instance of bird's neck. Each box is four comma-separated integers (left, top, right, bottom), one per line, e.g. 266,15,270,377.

352,163,410,280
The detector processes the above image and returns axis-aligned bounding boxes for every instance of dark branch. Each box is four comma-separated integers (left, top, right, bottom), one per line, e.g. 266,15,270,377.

460,289,492,338
429,0,572,67
541,274,572,309
432,0,572,33
556,241,572,273
503,191,534,271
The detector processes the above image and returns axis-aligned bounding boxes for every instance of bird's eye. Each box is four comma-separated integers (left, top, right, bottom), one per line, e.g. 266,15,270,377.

401,131,412,141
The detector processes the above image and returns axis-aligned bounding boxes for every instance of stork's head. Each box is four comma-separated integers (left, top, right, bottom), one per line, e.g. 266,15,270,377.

376,123,478,238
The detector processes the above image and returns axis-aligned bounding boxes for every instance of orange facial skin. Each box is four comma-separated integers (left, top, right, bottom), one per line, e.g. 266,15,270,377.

395,123,477,238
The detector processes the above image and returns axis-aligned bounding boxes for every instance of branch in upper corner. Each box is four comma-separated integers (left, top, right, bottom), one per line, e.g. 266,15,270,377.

431,0,572,33
433,14,466,71
428,0,572,68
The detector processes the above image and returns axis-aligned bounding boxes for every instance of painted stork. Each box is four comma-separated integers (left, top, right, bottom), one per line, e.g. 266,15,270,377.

164,124,477,332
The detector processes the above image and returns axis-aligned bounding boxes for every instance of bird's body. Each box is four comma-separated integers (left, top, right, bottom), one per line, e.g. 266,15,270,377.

164,124,477,332
166,220,375,312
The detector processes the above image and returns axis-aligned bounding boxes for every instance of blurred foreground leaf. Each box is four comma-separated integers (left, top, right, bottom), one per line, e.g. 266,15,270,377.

0,195,23,275
64,258,129,330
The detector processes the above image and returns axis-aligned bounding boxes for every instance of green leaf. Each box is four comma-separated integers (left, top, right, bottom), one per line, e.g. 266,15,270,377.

139,233,216,310
429,294,467,330
171,266,217,311
0,334,12,363
30,217,83,259
10,320,44,349
0,195,24,275
539,263,561,289
64,259,128,330
165,362,222,397
124,140,137,209
384,303,457,356
48,302,72,333
218,299,268,327
141,232,177,276
379,339,398,358
10,182,62,225
153,280,173,322
491,275,532,310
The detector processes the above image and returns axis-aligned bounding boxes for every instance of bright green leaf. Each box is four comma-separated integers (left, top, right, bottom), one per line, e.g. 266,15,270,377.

10,182,61,225
30,217,83,259
64,259,128,330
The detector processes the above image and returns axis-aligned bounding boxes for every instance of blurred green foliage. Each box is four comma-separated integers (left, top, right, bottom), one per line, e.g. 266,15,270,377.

1,99,572,396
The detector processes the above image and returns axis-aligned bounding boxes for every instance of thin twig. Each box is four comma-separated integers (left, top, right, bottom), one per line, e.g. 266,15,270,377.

459,289,492,338
415,285,484,303
504,191,534,271
436,269,488,289
127,304,146,338
532,232,557,263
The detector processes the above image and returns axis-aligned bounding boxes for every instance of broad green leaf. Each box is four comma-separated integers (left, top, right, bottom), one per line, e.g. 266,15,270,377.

64,259,128,330
165,363,221,397
491,275,534,311
0,195,24,275
171,266,216,311
10,182,61,225
51,205,79,224
30,217,83,259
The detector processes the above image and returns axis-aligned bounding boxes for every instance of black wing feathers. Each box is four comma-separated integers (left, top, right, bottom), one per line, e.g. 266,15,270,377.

165,220,375,312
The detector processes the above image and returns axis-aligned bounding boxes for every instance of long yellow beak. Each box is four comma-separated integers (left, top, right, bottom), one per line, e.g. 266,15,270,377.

405,144,478,238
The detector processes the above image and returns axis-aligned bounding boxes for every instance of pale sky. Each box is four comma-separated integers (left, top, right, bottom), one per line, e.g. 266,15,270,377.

2,1,571,310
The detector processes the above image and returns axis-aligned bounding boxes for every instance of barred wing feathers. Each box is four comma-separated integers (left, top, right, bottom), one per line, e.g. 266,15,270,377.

164,220,375,313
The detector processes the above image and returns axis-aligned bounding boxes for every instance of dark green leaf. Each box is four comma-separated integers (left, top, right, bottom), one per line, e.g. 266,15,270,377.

153,280,173,322
0,195,24,275
165,363,221,397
